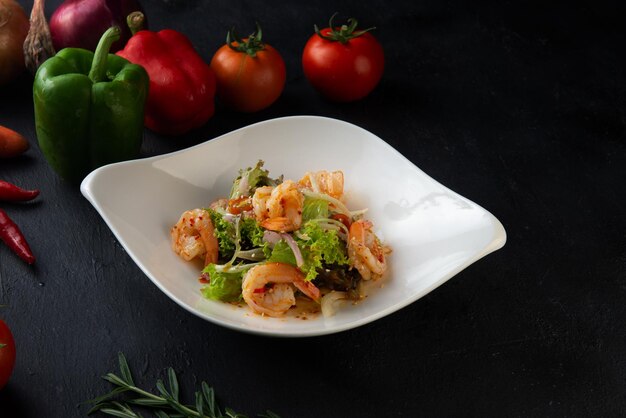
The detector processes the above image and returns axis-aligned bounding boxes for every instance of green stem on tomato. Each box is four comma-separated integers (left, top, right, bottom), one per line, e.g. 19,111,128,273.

226,22,265,57
314,12,376,44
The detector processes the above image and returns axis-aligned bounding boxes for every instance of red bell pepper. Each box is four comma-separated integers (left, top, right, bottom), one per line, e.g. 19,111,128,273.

117,12,216,135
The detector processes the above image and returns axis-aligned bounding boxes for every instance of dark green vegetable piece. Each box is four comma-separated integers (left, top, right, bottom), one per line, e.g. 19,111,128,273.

33,26,149,183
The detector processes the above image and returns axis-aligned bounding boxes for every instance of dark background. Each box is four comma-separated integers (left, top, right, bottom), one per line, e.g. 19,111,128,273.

1,0,625,416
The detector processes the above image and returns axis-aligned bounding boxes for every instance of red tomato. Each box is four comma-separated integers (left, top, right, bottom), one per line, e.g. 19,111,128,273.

210,25,286,113
302,16,384,102
0,320,16,389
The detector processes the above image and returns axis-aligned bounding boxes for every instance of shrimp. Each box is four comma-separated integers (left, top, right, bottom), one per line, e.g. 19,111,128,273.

348,219,387,281
299,170,344,199
171,209,218,266
242,262,321,317
252,181,304,232
252,186,273,220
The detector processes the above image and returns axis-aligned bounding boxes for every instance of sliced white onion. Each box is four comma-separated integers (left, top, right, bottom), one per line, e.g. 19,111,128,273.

349,208,369,218
302,190,351,217
320,291,348,317
238,175,249,196
262,230,282,246
221,213,238,223
281,233,303,268
307,172,320,193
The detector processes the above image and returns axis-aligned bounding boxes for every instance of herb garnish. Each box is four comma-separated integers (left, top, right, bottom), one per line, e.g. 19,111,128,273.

88,353,280,418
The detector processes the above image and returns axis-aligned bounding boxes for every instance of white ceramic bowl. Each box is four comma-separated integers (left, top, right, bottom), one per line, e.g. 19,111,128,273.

81,116,506,337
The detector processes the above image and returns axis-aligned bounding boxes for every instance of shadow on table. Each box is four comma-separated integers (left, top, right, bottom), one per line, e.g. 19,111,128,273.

0,386,28,416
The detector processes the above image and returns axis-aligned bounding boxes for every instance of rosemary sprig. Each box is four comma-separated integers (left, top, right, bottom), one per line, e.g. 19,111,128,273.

88,353,280,418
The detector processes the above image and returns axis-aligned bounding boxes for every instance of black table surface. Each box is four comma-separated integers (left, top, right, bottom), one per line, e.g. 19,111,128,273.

1,0,625,416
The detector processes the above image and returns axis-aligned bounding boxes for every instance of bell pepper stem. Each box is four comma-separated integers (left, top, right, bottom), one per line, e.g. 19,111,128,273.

127,11,145,36
88,27,121,83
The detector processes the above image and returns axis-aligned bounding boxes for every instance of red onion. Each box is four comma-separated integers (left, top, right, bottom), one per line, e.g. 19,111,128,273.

281,233,303,268
262,230,282,246
49,0,145,52
263,231,304,267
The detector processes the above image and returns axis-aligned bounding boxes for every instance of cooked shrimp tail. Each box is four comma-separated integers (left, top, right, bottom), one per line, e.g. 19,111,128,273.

242,262,321,317
348,219,386,280
299,170,344,199
171,209,219,266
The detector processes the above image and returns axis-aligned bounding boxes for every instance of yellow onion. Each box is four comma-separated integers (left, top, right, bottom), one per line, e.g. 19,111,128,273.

0,0,28,85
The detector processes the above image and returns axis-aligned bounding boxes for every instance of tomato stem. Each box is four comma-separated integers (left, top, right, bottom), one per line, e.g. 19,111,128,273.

226,22,265,57
314,13,376,44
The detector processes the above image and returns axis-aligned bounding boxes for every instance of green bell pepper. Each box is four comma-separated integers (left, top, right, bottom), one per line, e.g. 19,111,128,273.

33,27,149,183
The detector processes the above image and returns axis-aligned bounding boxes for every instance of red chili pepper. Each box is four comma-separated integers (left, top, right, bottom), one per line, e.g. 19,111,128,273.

117,12,216,135
0,180,39,202
0,209,35,264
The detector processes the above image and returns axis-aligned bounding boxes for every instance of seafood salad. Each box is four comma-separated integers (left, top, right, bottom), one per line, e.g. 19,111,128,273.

171,161,390,317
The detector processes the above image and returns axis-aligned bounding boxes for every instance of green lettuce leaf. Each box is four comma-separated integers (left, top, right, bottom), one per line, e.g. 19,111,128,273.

267,222,348,281
240,217,265,249
267,240,297,266
207,209,235,259
301,197,329,223
200,264,243,302
229,160,282,199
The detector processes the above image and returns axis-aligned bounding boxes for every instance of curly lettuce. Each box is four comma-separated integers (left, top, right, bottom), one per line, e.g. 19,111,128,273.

267,221,348,281
201,213,270,302
207,209,235,259
229,160,282,200
201,264,243,302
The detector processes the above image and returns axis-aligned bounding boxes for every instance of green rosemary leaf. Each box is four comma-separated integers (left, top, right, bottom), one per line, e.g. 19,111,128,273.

163,398,191,417
103,372,130,387
117,353,135,386
259,411,281,418
202,382,219,416
98,408,136,418
156,379,170,398
88,386,130,409
129,398,169,407
154,411,171,418
225,407,248,418
98,401,141,418
194,392,206,417
167,367,180,402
